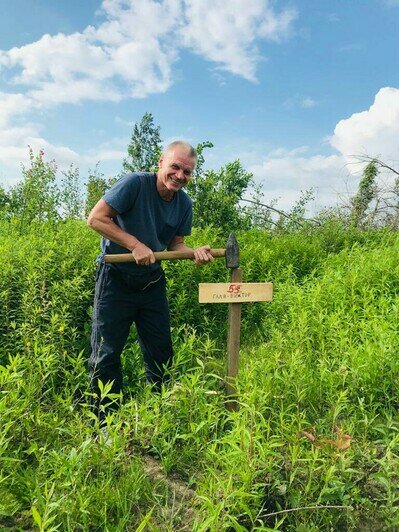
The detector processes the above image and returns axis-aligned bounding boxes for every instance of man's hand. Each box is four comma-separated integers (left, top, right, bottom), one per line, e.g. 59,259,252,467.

193,245,214,265
168,237,214,265
132,242,156,266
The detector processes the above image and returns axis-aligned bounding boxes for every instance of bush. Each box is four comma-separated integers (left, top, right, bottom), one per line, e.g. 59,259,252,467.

1,220,399,529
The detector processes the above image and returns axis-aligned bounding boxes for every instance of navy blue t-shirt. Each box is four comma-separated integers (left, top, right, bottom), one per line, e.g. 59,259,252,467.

100,172,193,275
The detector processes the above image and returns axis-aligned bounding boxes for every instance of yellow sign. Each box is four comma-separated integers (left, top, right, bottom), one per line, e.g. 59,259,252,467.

199,283,273,303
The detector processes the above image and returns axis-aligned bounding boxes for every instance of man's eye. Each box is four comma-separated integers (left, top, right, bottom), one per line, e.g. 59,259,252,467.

171,164,179,170
184,170,191,176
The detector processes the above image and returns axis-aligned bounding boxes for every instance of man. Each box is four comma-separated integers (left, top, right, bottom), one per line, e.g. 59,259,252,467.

87,140,213,422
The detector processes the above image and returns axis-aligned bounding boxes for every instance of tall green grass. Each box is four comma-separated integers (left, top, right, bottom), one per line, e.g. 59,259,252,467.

1,220,399,530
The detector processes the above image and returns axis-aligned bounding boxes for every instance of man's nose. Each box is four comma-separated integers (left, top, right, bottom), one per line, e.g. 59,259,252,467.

175,168,184,180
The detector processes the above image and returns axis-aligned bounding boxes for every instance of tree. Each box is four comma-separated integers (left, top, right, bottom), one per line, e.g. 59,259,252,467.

84,165,113,218
8,148,60,229
350,160,378,227
351,155,399,227
60,165,84,219
0,185,10,218
122,112,162,173
194,141,214,176
188,160,254,234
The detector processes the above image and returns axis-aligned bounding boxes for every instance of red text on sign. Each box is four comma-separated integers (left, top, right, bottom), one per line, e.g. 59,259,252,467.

228,284,241,294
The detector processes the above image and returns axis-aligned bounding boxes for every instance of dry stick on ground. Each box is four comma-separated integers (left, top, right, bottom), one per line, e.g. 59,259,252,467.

260,504,353,519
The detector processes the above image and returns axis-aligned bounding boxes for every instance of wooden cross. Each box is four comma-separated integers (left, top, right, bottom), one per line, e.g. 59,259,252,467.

198,234,273,410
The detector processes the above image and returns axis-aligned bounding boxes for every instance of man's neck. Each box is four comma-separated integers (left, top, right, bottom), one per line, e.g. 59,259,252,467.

155,174,174,201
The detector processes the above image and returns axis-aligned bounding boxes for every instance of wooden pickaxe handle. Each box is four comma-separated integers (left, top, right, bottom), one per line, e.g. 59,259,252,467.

104,248,226,263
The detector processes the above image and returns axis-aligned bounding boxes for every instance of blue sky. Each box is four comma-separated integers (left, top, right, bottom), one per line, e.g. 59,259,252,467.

1,0,398,210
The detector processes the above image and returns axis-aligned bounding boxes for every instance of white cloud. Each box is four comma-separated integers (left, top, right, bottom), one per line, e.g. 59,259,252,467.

0,92,36,127
0,12,175,104
327,13,340,22
0,0,296,109
0,0,296,181
0,124,128,185
1,2,397,214
301,97,318,108
283,95,319,109
0,134,78,165
0,124,81,183
330,87,399,167
248,151,346,210
182,0,296,81
3,33,112,85
82,148,126,164
256,146,309,159
246,87,399,211
114,116,133,127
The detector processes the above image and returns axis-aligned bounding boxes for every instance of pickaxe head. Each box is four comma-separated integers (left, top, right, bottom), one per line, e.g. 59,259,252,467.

225,232,239,269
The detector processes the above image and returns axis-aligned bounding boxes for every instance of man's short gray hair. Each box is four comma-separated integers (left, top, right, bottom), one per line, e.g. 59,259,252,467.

164,140,197,163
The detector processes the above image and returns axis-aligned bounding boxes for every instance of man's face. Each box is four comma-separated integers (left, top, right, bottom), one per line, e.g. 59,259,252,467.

157,147,196,194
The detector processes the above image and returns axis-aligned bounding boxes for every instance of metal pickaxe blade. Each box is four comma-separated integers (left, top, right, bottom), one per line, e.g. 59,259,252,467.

225,232,239,269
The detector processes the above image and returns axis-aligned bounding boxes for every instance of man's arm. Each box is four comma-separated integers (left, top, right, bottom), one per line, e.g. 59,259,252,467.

87,199,156,265
168,235,214,265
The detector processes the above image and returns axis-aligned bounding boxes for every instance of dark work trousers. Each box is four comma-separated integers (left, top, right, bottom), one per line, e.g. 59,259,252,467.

88,263,173,421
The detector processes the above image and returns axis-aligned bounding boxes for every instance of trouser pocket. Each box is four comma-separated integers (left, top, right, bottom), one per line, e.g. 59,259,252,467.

115,267,165,292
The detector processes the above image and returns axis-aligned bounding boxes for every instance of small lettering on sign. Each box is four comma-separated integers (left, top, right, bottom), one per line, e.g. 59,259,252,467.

199,282,273,304
215,285,251,298
212,292,251,299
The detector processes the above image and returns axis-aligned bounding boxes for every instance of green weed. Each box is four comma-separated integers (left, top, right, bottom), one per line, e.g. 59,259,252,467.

1,220,399,529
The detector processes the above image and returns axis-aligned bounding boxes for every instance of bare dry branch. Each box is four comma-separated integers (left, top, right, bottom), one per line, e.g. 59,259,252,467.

241,197,322,226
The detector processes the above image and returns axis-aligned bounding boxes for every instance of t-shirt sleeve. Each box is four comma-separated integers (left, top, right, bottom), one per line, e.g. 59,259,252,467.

103,173,141,214
176,204,193,236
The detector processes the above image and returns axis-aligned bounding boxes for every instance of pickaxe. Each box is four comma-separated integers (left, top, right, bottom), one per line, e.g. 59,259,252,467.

104,235,238,265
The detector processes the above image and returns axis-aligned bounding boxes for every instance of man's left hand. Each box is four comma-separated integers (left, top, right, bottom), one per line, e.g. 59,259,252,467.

193,245,214,265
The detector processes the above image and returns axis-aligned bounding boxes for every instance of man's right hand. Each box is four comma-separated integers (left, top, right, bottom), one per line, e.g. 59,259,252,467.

132,242,156,266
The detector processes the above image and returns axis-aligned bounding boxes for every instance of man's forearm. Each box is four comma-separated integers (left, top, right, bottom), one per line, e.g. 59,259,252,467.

88,216,141,252
167,240,193,253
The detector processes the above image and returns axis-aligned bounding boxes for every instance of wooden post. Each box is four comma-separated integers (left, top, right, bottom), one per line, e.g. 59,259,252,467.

199,276,273,411
226,267,243,410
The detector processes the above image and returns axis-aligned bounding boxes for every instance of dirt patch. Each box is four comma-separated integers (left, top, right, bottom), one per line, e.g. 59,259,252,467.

141,454,199,530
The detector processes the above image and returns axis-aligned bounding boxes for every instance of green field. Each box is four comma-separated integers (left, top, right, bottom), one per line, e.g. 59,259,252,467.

1,220,399,530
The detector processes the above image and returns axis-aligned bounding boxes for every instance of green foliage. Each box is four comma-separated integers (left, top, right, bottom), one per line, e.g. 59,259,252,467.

350,160,378,227
3,148,88,224
274,189,315,231
1,220,399,529
241,183,275,230
195,140,214,176
120,114,261,234
2,121,399,529
122,112,162,174
84,165,114,217
8,148,60,229
188,160,254,235
0,184,10,216
60,165,84,219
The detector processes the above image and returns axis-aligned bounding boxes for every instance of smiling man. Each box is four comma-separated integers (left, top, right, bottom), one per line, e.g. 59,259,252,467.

87,141,213,423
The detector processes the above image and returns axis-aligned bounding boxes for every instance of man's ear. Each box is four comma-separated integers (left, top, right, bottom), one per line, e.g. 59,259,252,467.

158,155,163,168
